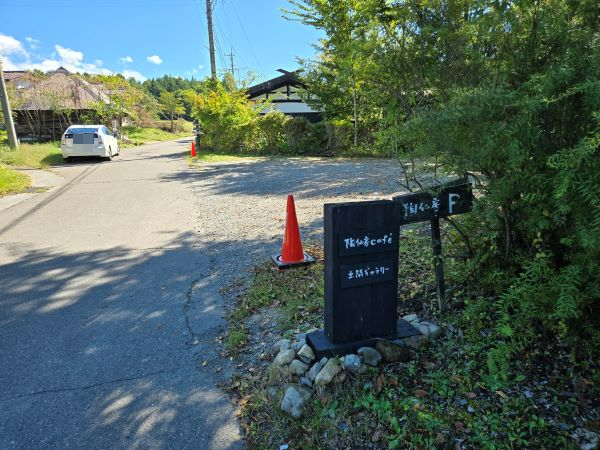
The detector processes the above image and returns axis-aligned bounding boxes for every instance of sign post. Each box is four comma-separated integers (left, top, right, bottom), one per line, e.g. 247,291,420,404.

306,180,473,358
307,200,418,359
393,180,473,312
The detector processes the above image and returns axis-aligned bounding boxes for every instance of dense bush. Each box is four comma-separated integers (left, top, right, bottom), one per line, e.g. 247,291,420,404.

325,119,353,151
256,110,287,151
187,81,260,152
288,0,600,384
283,117,327,154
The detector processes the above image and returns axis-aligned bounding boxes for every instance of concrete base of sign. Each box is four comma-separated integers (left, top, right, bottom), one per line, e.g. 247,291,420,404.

271,252,316,270
306,319,420,360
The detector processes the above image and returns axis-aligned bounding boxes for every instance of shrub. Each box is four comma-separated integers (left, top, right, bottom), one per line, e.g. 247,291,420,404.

256,110,287,150
325,120,353,152
283,117,327,155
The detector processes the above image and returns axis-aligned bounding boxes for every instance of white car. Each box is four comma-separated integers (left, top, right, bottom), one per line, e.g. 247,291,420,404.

60,125,120,161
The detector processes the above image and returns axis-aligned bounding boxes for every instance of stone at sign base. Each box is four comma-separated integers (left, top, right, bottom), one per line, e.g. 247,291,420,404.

306,319,419,360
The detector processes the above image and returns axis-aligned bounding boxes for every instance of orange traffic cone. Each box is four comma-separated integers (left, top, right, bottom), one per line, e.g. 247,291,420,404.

272,195,315,270
191,141,197,157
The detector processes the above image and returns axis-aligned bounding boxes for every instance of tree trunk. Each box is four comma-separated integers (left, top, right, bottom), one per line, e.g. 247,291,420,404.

352,80,358,147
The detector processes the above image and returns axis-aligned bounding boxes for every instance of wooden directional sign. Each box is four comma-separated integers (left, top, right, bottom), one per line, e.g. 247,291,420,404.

394,182,473,224
393,180,473,312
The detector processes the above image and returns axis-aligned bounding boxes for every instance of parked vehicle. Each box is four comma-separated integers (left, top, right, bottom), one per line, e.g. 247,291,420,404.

60,125,120,161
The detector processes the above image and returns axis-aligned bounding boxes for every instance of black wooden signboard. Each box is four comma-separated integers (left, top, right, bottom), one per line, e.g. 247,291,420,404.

307,200,418,358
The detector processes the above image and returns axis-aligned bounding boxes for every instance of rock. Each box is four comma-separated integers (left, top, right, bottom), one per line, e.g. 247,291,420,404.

281,387,305,418
273,349,296,366
342,354,361,372
402,314,419,323
334,371,347,383
295,332,307,342
357,347,382,367
307,357,328,382
375,340,411,363
419,324,431,337
274,339,291,353
572,428,600,450
428,324,442,339
300,377,312,388
297,344,315,364
358,363,369,374
292,339,306,352
296,385,313,402
314,359,342,386
290,359,309,375
402,334,429,350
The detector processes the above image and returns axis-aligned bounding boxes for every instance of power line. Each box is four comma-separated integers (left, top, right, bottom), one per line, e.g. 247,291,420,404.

228,0,264,72
213,15,250,71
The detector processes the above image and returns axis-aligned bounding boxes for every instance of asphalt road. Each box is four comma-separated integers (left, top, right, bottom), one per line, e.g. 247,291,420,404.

0,140,241,450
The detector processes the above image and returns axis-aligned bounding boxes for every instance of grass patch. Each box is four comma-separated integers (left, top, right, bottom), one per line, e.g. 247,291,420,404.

193,152,262,163
225,247,324,353
0,142,63,168
121,126,191,147
0,165,31,196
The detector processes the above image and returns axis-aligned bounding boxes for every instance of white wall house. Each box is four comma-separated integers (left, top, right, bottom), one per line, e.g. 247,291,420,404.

247,69,322,122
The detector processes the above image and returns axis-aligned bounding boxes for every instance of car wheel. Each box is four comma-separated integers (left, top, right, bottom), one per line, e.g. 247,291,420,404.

106,148,113,161
63,156,71,163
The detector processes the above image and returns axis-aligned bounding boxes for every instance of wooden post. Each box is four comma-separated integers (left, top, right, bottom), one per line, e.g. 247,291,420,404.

0,60,19,149
205,0,217,79
430,216,446,312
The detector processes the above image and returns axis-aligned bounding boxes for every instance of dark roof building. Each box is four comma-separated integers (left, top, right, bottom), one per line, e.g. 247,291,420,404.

247,69,322,122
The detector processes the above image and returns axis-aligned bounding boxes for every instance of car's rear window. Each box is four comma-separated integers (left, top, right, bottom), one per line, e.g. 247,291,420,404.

67,128,98,134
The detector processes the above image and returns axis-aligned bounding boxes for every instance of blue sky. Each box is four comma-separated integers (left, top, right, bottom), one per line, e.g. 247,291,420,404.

1,0,323,83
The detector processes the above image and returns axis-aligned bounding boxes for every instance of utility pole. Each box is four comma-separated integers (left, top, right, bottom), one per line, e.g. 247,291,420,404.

225,49,236,87
0,60,18,149
205,0,217,79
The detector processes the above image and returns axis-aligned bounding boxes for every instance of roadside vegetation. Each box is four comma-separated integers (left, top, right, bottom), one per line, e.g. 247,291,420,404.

0,139,62,169
120,120,192,147
223,1,599,448
0,165,31,196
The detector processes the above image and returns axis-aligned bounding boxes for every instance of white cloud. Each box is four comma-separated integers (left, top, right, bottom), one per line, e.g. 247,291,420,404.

25,36,40,49
185,64,204,77
146,55,162,65
0,33,28,57
55,45,83,66
122,70,146,82
1,34,151,81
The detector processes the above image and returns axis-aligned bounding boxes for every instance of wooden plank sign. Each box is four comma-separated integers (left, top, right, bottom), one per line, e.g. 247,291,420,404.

394,182,472,224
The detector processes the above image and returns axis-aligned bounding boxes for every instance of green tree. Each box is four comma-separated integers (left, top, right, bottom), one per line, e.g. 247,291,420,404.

186,79,263,152
158,91,185,132
287,0,600,371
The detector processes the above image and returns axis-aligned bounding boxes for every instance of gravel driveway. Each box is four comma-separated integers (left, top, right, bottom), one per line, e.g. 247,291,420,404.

189,157,408,289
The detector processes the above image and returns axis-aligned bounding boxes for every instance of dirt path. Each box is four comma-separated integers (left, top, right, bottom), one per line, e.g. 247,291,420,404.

189,156,408,296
